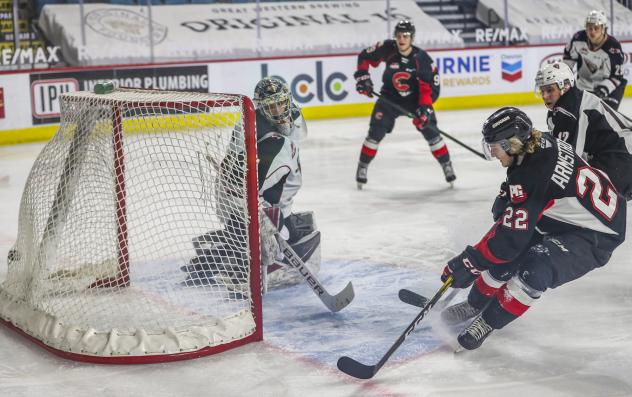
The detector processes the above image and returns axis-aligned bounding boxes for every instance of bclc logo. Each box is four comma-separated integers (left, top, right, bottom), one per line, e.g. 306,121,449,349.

260,62,348,104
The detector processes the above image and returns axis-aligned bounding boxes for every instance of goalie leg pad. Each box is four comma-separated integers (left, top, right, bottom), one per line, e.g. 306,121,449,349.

283,230,321,266
285,211,317,244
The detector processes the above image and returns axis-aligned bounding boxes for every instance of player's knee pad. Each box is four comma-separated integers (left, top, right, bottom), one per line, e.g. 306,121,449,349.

367,125,388,142
419,124,441,141
517,244,554,293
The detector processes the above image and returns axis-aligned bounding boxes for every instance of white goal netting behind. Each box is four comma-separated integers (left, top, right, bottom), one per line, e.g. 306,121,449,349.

0,88,261,363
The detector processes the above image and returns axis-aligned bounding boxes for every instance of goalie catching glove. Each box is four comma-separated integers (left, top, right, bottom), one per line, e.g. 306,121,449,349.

354,70,373,97
412,105,433,129
441,247,485,288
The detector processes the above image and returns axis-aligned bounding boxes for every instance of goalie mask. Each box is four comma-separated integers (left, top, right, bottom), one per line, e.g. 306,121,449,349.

254,77,294,129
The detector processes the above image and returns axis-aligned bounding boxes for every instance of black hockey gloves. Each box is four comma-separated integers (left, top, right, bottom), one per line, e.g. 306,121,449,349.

491,182,509,221
441,247,484,288
412,105,433,129
354,70,373,97
594,85,609,99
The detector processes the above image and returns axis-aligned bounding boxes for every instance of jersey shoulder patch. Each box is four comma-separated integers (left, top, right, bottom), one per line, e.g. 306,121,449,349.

509,184,528,204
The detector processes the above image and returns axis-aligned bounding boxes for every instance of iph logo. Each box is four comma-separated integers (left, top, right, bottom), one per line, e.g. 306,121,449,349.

31,78,79,119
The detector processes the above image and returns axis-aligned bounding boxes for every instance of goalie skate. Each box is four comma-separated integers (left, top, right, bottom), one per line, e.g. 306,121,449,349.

181,244,249,296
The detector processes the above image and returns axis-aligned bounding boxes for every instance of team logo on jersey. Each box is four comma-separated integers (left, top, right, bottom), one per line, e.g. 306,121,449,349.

509,184,527,203
501,55,522,82
392,72,411,91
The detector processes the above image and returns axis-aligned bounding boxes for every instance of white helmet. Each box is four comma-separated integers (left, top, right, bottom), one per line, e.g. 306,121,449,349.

535,62,575,92
585,10,607,28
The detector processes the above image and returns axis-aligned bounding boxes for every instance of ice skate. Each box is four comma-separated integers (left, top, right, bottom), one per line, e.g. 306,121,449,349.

441,300,481,326
456,315,493,351
356,163,368,190
440,161,456,186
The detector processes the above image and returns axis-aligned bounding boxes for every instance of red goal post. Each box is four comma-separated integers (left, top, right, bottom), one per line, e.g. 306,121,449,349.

0,88,262,363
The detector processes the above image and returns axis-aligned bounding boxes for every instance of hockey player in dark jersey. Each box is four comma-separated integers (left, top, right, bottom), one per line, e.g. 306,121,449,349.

353,20,455,189
563,10,626,110
183,77,321,292
438,107,626,351
536,61,632,200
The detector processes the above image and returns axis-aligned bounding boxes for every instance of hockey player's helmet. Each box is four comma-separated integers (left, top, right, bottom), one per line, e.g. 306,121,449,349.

253,77,293,126
481,107,533,159
535,62,575,92
586,10,607,28
394,20,415,38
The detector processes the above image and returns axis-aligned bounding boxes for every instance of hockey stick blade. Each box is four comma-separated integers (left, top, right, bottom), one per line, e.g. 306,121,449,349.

337,356,379,379
400,288,460,310
398,289,429,308
337,276,453,379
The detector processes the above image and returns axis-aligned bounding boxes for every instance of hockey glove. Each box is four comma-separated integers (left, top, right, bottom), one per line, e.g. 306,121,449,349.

594,85,609,99
412,105,433,129
491,182,509,221
354,70,373,97
441,247,484,289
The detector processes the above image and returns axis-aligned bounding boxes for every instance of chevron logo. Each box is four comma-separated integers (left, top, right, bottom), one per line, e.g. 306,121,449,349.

501,55,522,82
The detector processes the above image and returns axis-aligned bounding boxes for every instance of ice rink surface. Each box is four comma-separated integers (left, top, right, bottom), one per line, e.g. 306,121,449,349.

2,103,632,397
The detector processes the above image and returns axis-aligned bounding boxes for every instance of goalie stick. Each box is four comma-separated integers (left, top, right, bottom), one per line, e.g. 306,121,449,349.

337,276,453,379
370,91,486,160
262,215,355,312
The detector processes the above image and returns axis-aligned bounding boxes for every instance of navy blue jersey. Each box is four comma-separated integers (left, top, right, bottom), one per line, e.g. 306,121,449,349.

471,134,626,268
357,40,439,108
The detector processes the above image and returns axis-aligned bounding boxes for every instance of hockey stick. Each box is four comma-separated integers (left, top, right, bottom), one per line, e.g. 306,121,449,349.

337,276,453,379
398,287,459,309
262,215,355,312
370,91,486,160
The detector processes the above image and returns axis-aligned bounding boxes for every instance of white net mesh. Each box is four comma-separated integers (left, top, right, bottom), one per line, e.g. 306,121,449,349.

0,88,261,362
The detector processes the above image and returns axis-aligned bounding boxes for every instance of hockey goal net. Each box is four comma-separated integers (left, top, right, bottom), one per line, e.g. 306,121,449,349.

0,87,262,363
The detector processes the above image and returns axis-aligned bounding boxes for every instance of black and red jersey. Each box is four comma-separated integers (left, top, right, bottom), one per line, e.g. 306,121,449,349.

356,40,439,109
471,133,626,268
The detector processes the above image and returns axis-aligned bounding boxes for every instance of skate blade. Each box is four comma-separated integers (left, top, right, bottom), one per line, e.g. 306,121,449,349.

357,182,364,190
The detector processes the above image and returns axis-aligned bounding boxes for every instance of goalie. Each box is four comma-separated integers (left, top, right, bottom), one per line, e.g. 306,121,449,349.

182,77,321,293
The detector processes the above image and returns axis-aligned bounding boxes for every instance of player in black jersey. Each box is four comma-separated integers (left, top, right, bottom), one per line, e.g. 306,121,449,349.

563,10,626,109
536,62,632,200
438,107,626,351
353,20,455,189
